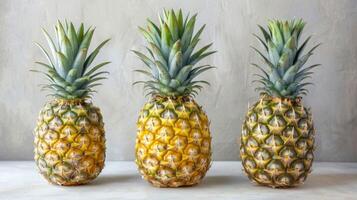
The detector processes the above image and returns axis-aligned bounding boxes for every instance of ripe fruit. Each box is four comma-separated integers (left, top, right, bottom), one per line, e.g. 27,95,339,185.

133,9,215,187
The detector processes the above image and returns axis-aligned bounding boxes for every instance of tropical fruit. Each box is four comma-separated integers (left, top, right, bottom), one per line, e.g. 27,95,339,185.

133,9,216,187
33,20,109,186
240,19,320,188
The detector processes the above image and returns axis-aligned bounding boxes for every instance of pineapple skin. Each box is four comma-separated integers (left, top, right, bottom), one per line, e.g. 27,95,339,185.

240,96,315,188
34,99,106,186
135,96,212,187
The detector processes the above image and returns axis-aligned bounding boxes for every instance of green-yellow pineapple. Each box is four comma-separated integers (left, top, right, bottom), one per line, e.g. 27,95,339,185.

240,19,320,188
133,9,216,187
33,20,109,186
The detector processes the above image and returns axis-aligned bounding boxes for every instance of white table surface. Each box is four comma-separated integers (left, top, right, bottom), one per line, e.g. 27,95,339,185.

0,161,356,200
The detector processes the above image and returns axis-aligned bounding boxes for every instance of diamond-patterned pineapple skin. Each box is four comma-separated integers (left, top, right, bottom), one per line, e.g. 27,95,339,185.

34,99,106,186
240,96,315,188
135,96,212,187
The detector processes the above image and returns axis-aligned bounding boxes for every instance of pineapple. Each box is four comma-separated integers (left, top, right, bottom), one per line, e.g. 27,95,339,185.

133,9,216,187
240,19,320,188
32,20,110,186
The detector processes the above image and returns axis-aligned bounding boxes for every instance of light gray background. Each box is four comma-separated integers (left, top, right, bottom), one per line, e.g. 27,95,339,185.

0,0,356,161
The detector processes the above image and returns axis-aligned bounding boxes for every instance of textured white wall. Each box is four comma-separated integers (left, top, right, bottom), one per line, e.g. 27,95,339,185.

0,0,356,161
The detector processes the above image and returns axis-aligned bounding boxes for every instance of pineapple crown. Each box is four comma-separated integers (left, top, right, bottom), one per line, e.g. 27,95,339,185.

133,9,216,97
32,20,110,100
252,19,321,99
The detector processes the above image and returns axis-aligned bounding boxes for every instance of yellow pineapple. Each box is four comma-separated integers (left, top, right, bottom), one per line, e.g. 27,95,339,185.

133,9,215,187
240,19,320,188
32,21,109,186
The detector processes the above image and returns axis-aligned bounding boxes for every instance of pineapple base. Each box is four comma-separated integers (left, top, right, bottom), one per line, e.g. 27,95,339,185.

34,99,106,186
135,96,212,187
240,96,315,188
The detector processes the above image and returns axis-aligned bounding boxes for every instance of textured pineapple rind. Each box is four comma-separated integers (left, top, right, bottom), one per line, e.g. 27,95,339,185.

34,99,106,186
135,96,212,187
240,96,315,188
